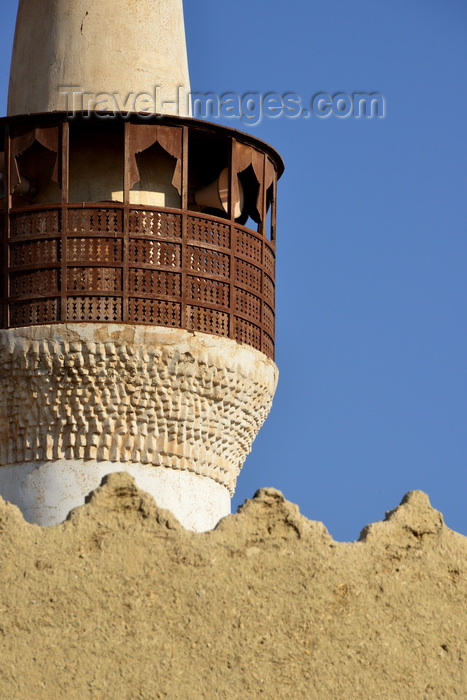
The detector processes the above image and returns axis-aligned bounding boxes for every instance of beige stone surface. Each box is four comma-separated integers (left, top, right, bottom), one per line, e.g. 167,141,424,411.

0,325,277,495
8,0,191,116
0,473,465,699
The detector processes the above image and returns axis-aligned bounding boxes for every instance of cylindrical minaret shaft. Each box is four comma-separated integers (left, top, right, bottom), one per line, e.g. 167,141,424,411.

8,0,191,117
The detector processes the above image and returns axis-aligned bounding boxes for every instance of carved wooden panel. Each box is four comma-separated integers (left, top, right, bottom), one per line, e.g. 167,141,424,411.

235,317,262,352
188,246,230,278
129,269,181,298
187,216,230,249
10,209,60,239
68,208,123,234
128,298,181,327
67,238,123,264
128,239,181,267
262,332,274,360
66,267,122,293
10,269,60,298
236,228,263,265
10,299,59,327
66,296,123,323
129,210,182,238
3,207,276,358
235,259,262,294
10,239,60,267
186,276,230,309
263,273,275,308
262,303,275,339
263,244,275,279
235,288,262,322
186,305,229,337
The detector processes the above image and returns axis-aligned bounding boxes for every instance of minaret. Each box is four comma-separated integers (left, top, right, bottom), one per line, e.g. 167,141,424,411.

0,0,282,530
8,0,191,117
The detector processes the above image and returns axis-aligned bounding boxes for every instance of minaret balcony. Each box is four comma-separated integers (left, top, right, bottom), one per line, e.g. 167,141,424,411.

1,112,283,360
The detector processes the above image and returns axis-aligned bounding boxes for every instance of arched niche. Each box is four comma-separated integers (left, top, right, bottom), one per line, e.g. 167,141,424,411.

10,126,61,206
127,124,182,208
234,143,277,233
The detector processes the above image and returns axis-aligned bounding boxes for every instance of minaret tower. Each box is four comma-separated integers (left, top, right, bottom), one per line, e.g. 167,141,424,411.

0,0,283,530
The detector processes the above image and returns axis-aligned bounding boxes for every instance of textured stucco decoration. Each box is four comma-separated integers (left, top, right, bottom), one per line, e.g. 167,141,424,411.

0,325,278,529
8,0,191,116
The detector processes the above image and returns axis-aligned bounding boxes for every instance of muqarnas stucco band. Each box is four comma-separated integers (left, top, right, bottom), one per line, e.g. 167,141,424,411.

0,325,278,528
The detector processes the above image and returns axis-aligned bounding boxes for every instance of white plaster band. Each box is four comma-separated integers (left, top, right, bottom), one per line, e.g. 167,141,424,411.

0,460,231,531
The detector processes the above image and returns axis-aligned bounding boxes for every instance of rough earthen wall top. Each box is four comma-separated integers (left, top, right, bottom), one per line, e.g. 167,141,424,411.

0,473,465,699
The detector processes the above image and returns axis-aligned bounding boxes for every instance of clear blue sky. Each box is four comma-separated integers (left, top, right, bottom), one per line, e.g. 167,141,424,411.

1,0,465,540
